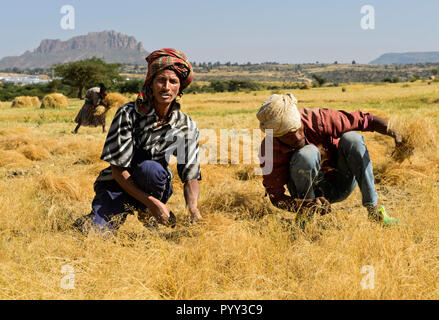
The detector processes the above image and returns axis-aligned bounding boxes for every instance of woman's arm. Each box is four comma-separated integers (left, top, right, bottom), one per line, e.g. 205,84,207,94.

111,164,171,224
184,179,202,223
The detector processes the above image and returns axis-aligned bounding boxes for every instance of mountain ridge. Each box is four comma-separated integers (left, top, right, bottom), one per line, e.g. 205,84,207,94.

370,51,439,64
0,30,149,70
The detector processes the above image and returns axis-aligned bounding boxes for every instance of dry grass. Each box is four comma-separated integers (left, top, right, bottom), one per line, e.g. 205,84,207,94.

1,82,439,299
388,115,437,162
11,96,40,108
41,93,68,109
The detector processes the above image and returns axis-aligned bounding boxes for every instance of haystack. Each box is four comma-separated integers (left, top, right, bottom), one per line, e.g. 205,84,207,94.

41,93,68,109
299,82,311,90
11,96,41,108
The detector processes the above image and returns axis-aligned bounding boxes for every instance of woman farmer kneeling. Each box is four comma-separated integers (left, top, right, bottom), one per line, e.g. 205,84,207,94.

73,49,202,233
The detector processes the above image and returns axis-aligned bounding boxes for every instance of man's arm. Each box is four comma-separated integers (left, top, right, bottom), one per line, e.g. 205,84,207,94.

111,165,171,224
184,179,202,223
369,115,403,146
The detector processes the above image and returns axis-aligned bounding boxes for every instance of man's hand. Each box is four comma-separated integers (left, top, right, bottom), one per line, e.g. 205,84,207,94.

272,194,331,214
392,133,415,162
302,196,331,214
393,131,403,147
369,115,415,162
313,196,330,206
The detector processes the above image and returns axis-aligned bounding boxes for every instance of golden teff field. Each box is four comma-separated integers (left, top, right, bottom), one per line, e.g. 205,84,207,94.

1,82,439,299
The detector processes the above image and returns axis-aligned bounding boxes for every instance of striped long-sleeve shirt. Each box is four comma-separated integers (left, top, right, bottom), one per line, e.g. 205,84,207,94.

95,101,201,184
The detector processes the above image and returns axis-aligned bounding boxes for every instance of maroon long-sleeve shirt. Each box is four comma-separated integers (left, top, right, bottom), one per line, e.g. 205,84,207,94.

259,108,374,205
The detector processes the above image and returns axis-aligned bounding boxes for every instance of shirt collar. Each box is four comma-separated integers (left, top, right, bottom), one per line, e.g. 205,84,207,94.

135,101,181,130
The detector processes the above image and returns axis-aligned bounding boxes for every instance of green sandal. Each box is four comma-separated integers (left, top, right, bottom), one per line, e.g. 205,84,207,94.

378,205,400,226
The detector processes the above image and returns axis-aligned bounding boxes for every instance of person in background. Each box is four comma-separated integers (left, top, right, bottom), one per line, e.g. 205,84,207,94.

73,83,109,134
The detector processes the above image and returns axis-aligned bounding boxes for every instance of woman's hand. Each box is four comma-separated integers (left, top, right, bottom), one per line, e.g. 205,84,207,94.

189,206,202,224
184,179,201,223
146,196,172,225
111,165,175,226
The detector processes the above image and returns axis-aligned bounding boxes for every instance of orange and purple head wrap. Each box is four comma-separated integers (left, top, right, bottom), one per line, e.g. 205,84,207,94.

136,48,193,113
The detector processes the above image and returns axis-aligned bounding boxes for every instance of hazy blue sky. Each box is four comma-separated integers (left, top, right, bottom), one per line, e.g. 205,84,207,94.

0,0,437,64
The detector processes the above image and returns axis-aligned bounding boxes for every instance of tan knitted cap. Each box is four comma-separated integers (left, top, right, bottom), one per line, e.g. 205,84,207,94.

256,93,301,137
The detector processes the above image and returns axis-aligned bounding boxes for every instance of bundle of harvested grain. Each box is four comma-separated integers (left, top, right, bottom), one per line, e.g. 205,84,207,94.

0,150,32,168
19,144,51,161
38,172,83,201
31,96,40,106
93,106,107,116
94,93,129,116
11,96,40,108
388,115,437,162
103,92,129,109
40,93,68,109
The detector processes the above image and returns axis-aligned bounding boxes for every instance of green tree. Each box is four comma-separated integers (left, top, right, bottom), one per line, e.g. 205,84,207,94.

116,79,143,94
210,80,228,92
311,74,326,86
53,57,121,99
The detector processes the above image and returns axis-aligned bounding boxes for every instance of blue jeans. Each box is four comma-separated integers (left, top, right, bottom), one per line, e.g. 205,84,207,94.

287,132,377,207
74,160,173,232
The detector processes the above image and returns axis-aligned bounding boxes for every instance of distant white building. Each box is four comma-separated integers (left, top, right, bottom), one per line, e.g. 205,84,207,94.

0,76,50,84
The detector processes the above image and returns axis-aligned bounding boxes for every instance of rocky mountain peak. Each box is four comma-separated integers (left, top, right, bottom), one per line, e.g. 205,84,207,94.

0,30,150,69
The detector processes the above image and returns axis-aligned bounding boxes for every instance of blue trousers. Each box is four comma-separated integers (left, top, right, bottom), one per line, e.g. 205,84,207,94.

76,160,173,232
287,132,378,207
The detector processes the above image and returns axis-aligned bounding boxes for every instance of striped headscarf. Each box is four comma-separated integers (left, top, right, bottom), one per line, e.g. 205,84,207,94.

136,48,193,113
